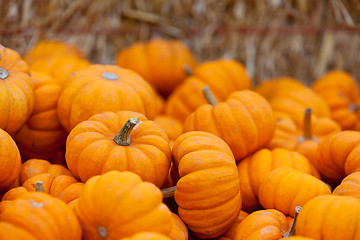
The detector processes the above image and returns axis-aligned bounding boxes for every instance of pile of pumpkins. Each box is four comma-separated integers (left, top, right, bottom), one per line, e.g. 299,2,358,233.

0,38,360,240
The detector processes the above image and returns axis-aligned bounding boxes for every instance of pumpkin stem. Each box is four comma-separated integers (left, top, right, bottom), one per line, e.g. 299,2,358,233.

302,108,312,140
35,181,45,192
102,72,118,80
0,68,9,79
161,186,177,198
202,85,218,106
183,64,193,76
349,103,360,112
282,206,302,238
97,226,108,238
113,118,140,146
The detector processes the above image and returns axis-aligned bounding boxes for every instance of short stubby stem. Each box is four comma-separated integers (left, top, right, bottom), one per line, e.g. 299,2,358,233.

161,186,177,198
202,85,218,106
0,68,9,80
113,118,140,146
102,72,118,80
35,181,45,192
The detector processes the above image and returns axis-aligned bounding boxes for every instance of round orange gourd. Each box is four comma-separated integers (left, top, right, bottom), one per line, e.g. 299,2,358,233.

57,64,158,131
173,131,241,239
184,87,275,161
296,195,360,239
216,210,249,240
154,115,183,148
333,171,360,199
237,148,320,212
0,222,37,240
116,38,197,97
169,213,188,240
14,71,67,161
255,77,305,98
0,191,81,240
0,128,21,191
258,167,331,217
0,45,34,134
165,59,251,122
314,130,360,184
66,111,171,187
312,70,360,130
75,170,172,239
120,232,172,240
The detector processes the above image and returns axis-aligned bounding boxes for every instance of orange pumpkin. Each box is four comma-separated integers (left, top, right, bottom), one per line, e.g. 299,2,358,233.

296,195,360,239
120,232,172,240
237,148,320,212
0,191,81,239
169,213,188,240
66,111,171,187
173,131,241,239
255,76,306,99
216,211,249,240
0,45,34,134
184,87,275,161
0,222,37,240
154,115,183,149
258,167,331,217
116,38,197,97
57,64,158,131
312,70,360,130
165,59,251,122
75,170,172,239
314,130,360,184
0,128,21,191
333,171,360,199
14,71,67,162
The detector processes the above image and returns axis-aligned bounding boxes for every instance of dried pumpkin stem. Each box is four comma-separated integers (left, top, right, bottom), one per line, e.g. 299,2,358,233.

183,64,193,76
102,72,118,80
0,68,9,79
282,206,302,238
303,108,312,140
202,85,218,106
97,226,108,238
161,186,177,198
35,181,45,192
113,118,140,146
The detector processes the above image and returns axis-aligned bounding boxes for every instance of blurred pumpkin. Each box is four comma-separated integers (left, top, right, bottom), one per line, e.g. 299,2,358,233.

169,213,188,240
333,171,360,199
154,115,183,149
120,232,172,240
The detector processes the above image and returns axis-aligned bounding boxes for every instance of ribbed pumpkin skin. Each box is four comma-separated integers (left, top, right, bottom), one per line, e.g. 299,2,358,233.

0,222,37,240
0,128,21,191
14,71,67,161
169,213,189,240
216,211,249,240
57,64,157,131
258,167,331,217
255,76,306,99
75,171,172,240
165,59,251,122
0,45,34,134
184,90,275,161
237,148,320,212
65,111,171,187
333,172,360,199
314,131,360,184
0,192,82,240
312,70,360,130
296,195,360,240
154,115,183,148
233,209,288,240
173,131,241,239
120,232,172,240
116,38,197,97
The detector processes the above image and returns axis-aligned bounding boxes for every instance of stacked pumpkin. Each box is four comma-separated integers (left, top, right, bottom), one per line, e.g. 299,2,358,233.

1,38,360,240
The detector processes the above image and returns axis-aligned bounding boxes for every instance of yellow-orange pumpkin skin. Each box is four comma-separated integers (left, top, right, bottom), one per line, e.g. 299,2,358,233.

0,192,82,240
258,167,331,217
216,211,249,240
57,64,158,131
75,171,172,239
169,213,189,240
165,59,251,122
120,232,172,240
333,172,360,199
255,77,305,99
0,45,34,134
184,90,275,161
154,115,183,148
173,131,241,239
0,222,37,240
65,111,171,187
296,195,360,240
116,38,197,97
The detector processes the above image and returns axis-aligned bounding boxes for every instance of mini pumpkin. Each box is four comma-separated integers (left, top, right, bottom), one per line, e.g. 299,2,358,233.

333,171,360,199
57,64,158,131
120,232,172,240
172,131,241,239
154,115,183,149
255,76,306,99
169,213,189,240
216,210,249,240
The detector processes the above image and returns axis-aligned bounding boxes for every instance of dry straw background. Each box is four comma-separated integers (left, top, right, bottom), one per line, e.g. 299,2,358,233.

0,0,359,85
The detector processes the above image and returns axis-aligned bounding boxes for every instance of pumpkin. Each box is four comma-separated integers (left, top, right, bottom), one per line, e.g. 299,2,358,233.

237,148,320,212
120,233,172,240
116,38,197,97
216,211,249,240
14,71,67,162
333,171,360,199
314,130,360,184
0,45,35,134
255,76,306,99
169,213,189,240
172,131,241,239
19,159,72,185
233,209,289,240
75,170,172,239
66,111,171,187
165,59,251,122
154,115,183,149
258,167,331,217
312,70,360,130
57,64,158,131
23,40,87,65
296,195,360,239
0,128,21,191
0,222,37,240
184,86,275,161
0,191,81,240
